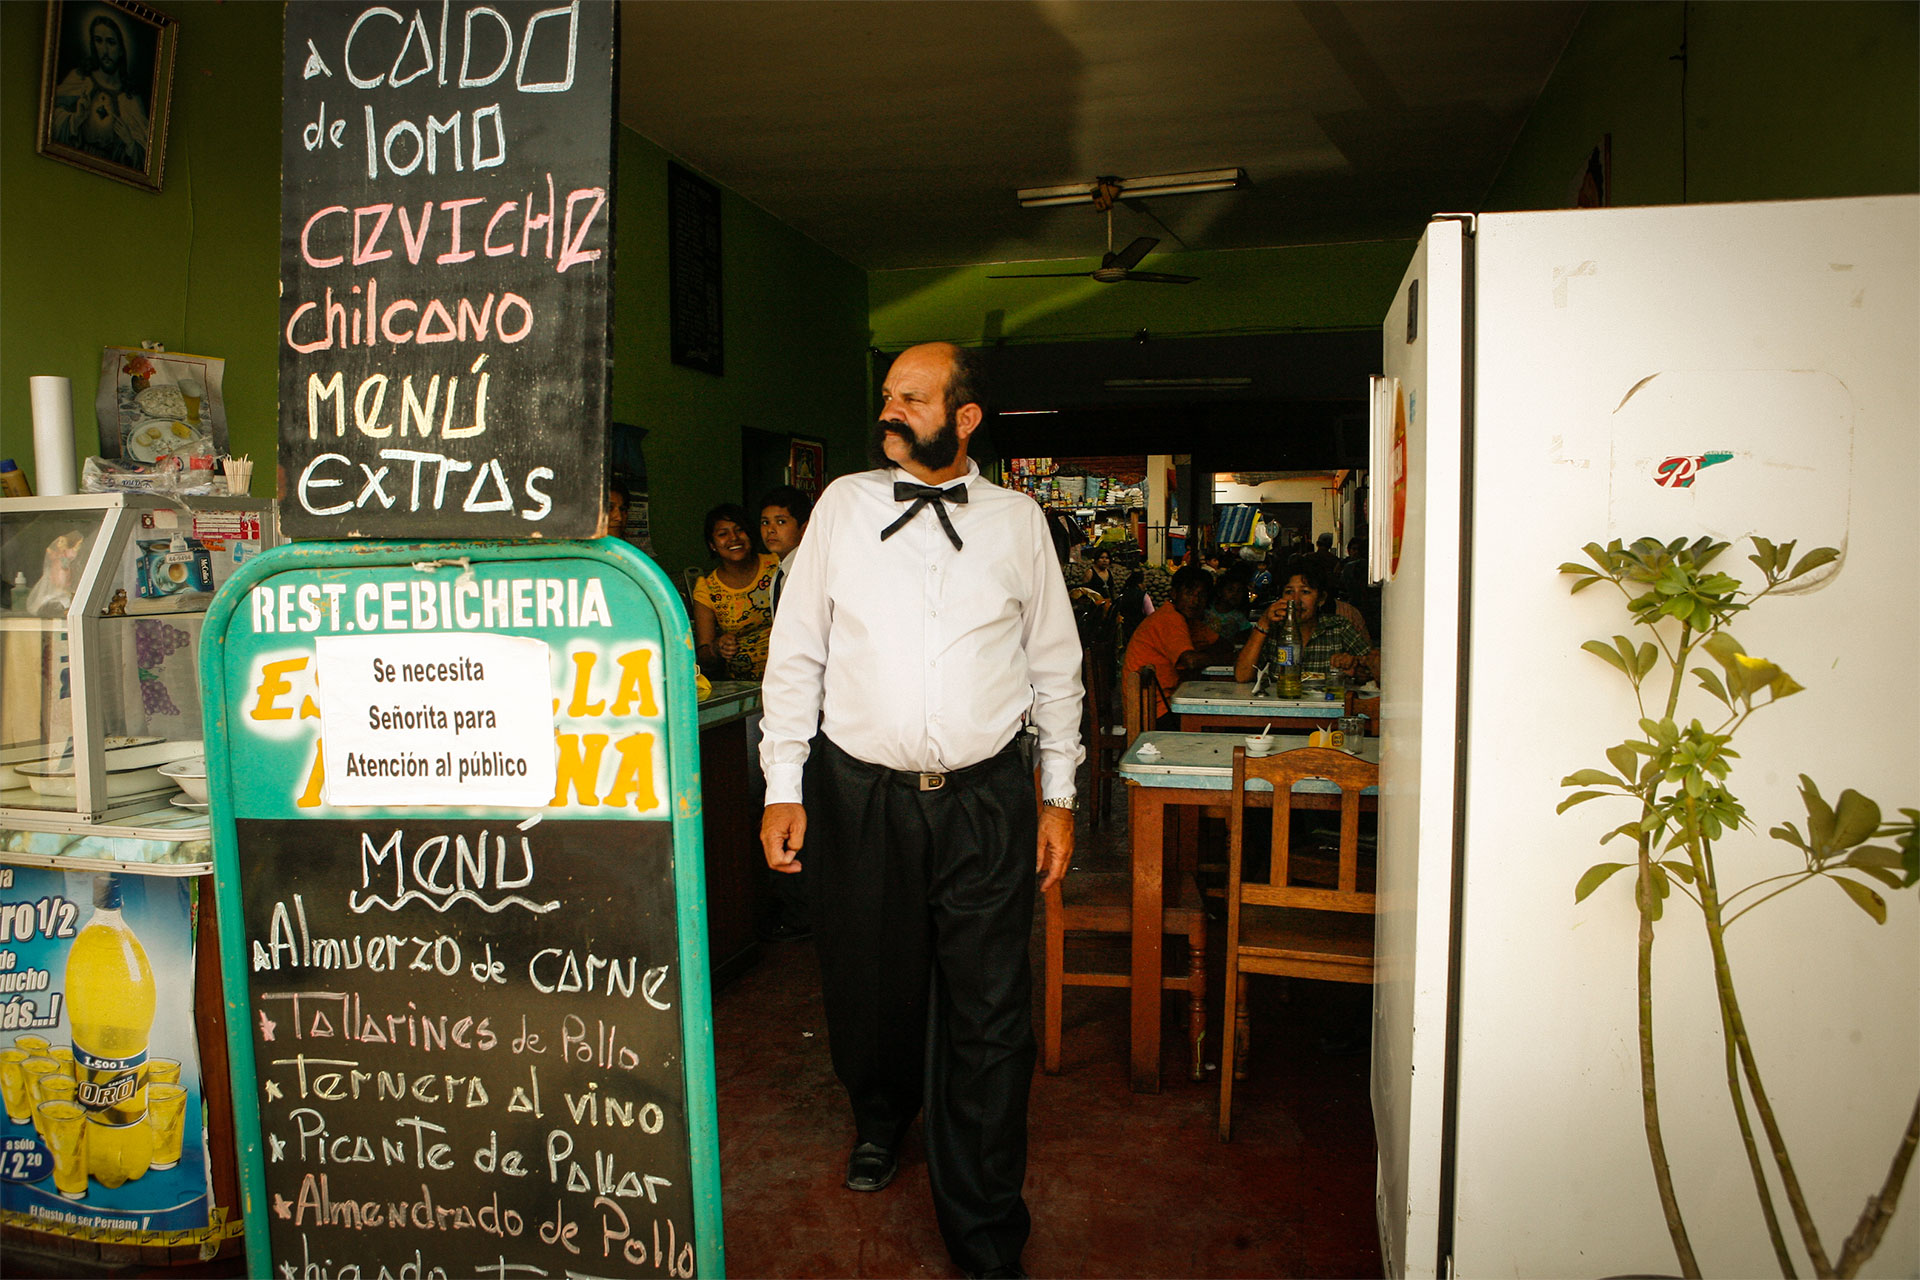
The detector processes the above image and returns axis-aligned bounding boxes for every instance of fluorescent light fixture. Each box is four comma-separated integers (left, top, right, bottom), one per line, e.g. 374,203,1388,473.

1017,168,1247,208
1104,377,1253,390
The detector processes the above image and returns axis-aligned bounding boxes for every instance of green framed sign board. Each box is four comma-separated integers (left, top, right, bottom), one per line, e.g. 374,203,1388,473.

199,538,723,1277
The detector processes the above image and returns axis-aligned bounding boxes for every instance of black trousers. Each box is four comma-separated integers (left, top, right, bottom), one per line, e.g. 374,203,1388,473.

805,734,1037,1273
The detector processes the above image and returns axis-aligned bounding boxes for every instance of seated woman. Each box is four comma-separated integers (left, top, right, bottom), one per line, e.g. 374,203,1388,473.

692,503,780,681
1233,558,1378,685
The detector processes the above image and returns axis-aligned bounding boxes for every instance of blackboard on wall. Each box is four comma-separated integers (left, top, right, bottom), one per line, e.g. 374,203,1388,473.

278,1,617,539
667,163,723,376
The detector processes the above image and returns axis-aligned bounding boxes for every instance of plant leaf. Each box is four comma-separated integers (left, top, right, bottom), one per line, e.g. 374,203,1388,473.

1582,640,1629,675
1562,768,1622,787
1831,875,1887,925
1832,790,1883,851
1692,666,1731,706
1787,546,1840,580
1606,743,1639,780
1575,862,1631,903
1659,859,1698,884
1599,821,1642,846
1768,670,1805,701
1557,790,1613,814
1636,642,1659,679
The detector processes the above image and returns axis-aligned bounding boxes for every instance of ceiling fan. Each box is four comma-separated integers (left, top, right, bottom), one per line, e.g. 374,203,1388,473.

990,205,1197,286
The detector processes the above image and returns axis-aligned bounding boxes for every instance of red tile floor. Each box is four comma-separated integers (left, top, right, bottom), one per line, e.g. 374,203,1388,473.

714,794,1384,1279
6,793,1382,1280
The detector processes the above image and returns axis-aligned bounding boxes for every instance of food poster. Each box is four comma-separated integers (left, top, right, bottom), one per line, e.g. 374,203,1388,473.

0,864,218,1243
203,540,722,1278
95,348,229,465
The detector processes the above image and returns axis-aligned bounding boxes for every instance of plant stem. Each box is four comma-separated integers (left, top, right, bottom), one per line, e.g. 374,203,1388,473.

1697,837,1797,1276
1835,1089,1920,1277
1685,798,1836,1276
1637,832,1701,1277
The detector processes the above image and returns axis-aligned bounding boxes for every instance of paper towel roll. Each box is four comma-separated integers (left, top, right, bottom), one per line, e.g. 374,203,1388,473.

29,376,77,497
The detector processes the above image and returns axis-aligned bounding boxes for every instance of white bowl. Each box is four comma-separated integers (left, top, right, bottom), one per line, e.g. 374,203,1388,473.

1245,735,1277,757
159,755,209,803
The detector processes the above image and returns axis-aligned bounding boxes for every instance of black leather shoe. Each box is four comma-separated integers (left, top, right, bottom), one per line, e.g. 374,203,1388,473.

843,1141,898,1192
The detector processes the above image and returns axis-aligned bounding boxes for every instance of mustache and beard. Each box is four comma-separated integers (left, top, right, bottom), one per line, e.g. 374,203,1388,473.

869,408,962,472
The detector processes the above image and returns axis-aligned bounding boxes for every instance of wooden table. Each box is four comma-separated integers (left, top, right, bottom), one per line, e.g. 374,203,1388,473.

1169,679,1365,733
1117,730,1380,1092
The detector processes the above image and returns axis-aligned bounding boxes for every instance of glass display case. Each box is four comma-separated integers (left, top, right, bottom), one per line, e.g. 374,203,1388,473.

0,493,275,830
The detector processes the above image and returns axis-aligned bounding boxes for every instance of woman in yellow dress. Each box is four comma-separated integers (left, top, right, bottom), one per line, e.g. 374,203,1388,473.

692,503,779,681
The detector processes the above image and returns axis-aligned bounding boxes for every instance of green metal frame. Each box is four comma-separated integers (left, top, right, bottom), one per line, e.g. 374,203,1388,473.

197,538,722,1278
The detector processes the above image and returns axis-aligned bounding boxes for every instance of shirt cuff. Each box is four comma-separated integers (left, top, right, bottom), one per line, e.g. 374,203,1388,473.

763,763,805,807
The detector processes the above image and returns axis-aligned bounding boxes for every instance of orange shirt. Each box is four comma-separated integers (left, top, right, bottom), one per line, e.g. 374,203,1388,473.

1124,605,1211,694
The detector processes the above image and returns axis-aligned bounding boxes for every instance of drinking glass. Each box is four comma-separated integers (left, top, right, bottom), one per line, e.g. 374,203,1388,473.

49,1045,75,1079
19,1056,60,1122
148,1058,182,1086
13,1034,50,1057
32,1074,77,1140
147,1082,188,1169
0,1048,30,1122
1338,715,1368,755
37,1100,89,1199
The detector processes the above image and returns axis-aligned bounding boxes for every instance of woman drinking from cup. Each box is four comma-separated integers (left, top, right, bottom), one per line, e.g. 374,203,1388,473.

1233,558,1377,685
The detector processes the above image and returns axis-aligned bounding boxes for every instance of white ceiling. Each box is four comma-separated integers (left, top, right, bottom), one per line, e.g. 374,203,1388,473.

618,0,1588,272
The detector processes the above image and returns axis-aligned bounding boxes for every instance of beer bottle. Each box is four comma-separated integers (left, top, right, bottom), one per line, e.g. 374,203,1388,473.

67,874,156,1187
1276,600,1304,698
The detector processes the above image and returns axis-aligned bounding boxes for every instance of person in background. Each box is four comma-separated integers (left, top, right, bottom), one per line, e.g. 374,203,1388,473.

1083,548,1118,600
1207,562,1257,646
1306,530,1341,584
754,484,815,942
1234,558,1377,684
758,484,813,614
759,341,1081,1280
599,476,630,539
693,503,779,681
1124,564,1234,705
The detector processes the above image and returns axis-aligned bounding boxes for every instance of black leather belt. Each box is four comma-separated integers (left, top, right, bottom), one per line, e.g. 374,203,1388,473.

882,737,1023,792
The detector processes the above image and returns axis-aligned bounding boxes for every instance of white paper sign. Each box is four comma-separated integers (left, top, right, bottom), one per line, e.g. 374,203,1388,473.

315,633,557,808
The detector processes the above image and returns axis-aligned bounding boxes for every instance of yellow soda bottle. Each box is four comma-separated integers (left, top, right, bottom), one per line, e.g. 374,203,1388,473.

66,874,157,1188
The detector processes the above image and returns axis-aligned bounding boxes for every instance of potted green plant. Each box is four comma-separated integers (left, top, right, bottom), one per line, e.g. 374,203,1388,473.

1557,535,1918,1279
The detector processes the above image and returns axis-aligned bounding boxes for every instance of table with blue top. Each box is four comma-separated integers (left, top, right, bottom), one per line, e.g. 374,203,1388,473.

1113,730,1380,1091
1168,679,1358,733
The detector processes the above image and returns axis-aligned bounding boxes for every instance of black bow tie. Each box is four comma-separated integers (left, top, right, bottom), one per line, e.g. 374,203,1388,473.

881,480,968,549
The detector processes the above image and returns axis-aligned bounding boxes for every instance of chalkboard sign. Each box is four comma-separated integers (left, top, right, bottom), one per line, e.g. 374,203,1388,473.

667,163,723,376
236,818,696,1275
201,539,722,1277
278,2,617,540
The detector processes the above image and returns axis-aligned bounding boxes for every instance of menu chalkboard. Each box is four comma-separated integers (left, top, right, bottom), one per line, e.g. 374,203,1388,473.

278,1,617,540
236,817,697,1277
202,539,723,1278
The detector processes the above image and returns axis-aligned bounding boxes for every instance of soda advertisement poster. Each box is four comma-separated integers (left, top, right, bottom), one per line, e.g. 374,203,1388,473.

0,865,215,1240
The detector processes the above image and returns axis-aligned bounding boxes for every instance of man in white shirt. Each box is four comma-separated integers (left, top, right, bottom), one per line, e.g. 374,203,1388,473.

759,342,1082,1280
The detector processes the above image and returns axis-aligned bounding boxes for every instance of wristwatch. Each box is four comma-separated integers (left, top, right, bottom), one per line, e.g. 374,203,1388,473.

1043,797,1076,811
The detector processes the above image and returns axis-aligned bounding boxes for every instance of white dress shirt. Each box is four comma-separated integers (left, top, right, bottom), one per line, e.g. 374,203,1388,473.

758,461,1085,807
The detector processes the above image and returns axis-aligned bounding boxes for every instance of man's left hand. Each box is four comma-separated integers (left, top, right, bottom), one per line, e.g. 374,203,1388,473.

1037,805,1074,893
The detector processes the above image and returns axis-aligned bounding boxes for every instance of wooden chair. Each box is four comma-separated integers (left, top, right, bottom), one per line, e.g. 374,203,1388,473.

1081,639,1125,830
1042,663,1207,1081
1218,745,1378,1140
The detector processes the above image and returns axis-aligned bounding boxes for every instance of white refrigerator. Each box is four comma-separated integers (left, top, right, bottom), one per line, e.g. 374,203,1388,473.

1368,197,1919,1279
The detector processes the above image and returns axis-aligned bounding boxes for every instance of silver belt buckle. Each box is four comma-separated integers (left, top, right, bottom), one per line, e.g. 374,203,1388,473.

918,772,945,792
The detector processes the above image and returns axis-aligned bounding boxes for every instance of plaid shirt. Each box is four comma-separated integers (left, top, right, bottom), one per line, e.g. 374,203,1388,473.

1256,611,1372,673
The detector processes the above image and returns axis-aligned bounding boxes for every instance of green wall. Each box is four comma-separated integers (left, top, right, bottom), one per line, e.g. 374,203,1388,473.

869,239,1416,353
609,129,869,577
0,1,870,581
1484,1,1919,210
0,0,283,486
